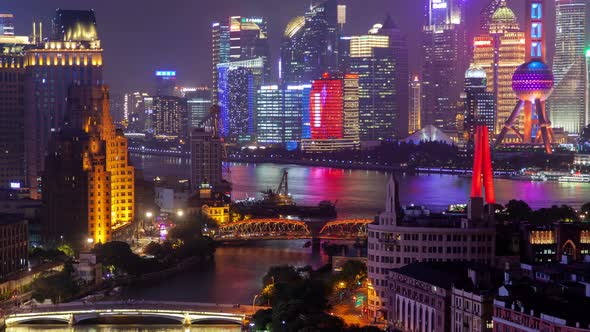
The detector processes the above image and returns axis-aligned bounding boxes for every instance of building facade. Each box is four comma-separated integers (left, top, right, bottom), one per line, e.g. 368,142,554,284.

44,85,134,245
211,22,230,104
0,32,29,190
190,128,222,190
301,73,360,152
152,96,187,139
463,65,496,144
367,177,496,320
186,87,212,130
348,33,397,141
154,70,177,97
0,216,27,279
548,0,588,135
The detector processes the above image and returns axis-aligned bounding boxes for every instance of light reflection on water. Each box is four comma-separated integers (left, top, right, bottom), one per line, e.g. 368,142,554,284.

131,154,590,215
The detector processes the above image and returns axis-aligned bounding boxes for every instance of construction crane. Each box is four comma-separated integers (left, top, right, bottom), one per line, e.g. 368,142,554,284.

260,170,294,206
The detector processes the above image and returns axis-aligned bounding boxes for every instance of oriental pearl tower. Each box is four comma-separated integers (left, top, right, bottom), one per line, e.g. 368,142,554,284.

495,0,554,154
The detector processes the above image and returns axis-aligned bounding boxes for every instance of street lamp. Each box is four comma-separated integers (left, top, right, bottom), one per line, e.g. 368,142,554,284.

146,211,153,218
176,210,184,217
252,294,259,313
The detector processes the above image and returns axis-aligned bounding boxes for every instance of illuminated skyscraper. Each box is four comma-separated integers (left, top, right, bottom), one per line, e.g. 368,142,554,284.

548,0,588,135
152,96,188,139
186,87,212,130
281,16,306,84
190,128,222,189
154,70,177,96
479,0,502,33
0,26,29,189
409,76,422,134
472,0,525,137
348,31,396,141
256,84,309,149
24,10,103,197
124,92,150,133
378,15,409,137
217,57,264,143
0,14,14,36
421,0,467,130
302,0,341,82
463,65,496,143
212,22,230,104
44,85,134,245
301,73,359,152
228,16,270,81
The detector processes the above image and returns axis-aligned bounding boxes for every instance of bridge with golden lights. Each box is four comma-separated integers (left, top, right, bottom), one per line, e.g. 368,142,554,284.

3,301,261,326
216,218,373,241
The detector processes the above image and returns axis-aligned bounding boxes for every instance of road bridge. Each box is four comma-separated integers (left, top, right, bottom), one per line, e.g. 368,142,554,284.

4,301,259,326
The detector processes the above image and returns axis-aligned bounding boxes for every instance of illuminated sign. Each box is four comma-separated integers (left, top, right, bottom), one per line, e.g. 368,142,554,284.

155,71,176,77
586,48,590,58
432,0,447,9
10,182,20,189
474,40,492,46
241,17,263,24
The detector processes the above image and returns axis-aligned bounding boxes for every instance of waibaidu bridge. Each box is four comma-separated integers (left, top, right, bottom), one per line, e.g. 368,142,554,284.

215,218,373,241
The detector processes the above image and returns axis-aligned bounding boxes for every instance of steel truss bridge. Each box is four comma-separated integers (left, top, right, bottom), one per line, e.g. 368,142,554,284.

4,301,255,326
216,218,373,241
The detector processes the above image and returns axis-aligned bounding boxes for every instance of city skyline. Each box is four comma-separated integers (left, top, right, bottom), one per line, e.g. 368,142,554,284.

4,0,552,94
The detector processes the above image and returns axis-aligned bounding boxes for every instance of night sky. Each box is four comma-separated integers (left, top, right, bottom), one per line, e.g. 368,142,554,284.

5,0,553,94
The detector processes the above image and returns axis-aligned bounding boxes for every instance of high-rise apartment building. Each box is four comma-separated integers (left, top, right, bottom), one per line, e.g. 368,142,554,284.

256,85,284,145
548,0,588,135
155,70,177,96
186,87,212,130
472,0,525,137
409,76,422,134
217,57,264,143
0,28,30,190
348,32,396,141
124,92,150,132
0,216,27,279
24,10,103,197
301,73,359,152
190,128,222,190
421,0,467,130
152,96,188,139
44,85,134,245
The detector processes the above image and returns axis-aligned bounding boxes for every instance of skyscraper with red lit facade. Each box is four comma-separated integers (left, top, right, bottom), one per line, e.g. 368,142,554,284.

302,73,359,152
310,74,343,140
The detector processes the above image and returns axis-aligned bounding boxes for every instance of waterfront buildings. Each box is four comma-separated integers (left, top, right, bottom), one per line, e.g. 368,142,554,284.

301,73,360,152
348,31,396,141
43,85,135,245
154,70,177,97
189,128,222,190
24,10,103,197
217,57,265,142
463,65,496,143
152,96,188,139
186,87,212,130
472,0,525,137
409,76,422,134
421,0,467,130
548,0,588,136
0,215,27,279
0,28,29,190
366,177,496,319
256,84,311,148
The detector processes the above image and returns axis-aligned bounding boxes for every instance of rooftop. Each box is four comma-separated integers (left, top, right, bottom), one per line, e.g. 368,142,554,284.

393,262,476,290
